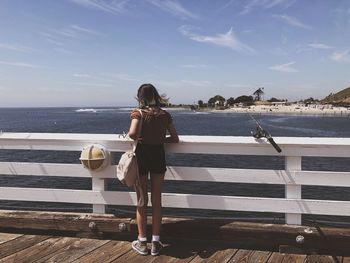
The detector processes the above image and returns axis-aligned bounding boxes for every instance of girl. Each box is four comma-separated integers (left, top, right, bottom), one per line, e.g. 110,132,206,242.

128,83,179,256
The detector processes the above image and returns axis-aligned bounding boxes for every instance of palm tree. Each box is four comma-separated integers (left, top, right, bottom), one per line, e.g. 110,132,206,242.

253,87,264,101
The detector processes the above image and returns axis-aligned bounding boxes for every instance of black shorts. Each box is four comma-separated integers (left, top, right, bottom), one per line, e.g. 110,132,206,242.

135,143,166,175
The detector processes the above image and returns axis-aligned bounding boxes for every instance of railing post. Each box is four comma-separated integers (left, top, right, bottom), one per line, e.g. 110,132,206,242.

285,156,302,225
92,177,106,214
92,153,115,214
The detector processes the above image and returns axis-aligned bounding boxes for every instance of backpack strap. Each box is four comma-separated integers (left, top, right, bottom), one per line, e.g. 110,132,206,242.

133,109,145,207
132,109,143,153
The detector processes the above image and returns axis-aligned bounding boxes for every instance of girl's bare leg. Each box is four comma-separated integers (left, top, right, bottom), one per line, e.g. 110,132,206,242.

136,174,149,238
150,173,165,236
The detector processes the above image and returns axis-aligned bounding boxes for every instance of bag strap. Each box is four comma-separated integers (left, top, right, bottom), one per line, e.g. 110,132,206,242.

133,109,145,207
137,109,143,138
132,109,143,152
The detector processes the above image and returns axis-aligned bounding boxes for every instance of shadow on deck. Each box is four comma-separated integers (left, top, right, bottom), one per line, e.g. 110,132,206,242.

0,210,349,262
1,233,347,263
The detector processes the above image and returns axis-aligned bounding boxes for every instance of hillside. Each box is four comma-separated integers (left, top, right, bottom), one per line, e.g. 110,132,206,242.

323,87,350,105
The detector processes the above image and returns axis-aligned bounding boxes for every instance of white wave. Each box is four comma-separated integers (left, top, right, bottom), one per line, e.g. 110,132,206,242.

194,111,210,114
118,107,135,111
177,111,211,115
75,108,97,113
75,108,121,113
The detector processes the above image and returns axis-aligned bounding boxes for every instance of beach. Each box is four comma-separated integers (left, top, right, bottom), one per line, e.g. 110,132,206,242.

210,104,350,116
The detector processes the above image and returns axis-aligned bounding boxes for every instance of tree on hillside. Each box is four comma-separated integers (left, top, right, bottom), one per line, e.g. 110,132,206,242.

253,87,264,101
208,97,216,107
208,95,225,107
268,97,283,102
234,95,254,104
303,97,319,105
198,100,204,108
226,97,235,106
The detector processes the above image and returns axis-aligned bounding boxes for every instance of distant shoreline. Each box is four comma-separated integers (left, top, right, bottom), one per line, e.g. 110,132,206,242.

164,104,350,116
205,105,350,116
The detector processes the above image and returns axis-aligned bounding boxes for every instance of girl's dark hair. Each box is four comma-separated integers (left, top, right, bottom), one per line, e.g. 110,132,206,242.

137,83,168,107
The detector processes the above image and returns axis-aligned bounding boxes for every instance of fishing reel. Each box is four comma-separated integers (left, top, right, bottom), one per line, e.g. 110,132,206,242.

251,125,268,139
250,117,282,153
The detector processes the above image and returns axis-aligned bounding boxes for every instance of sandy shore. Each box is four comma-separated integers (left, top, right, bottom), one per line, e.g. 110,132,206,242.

210,105,350,116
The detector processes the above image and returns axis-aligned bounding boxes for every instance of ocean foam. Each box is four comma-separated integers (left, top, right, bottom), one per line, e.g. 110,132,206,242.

75,108,97,113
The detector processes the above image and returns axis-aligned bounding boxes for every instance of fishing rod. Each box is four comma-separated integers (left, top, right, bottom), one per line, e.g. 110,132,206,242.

248,114,282,153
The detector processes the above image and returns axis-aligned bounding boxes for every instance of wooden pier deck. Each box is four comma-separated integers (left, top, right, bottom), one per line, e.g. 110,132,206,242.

0,210,350,262
0,231,347,263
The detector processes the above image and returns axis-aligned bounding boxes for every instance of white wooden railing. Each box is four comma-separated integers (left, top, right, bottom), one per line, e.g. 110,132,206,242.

0,132,350,225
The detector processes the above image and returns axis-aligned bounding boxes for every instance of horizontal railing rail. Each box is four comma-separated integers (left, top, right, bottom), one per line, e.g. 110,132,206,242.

1,132,350,225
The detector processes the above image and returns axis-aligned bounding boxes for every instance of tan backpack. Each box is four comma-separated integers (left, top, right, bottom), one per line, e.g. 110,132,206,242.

117,109,145,206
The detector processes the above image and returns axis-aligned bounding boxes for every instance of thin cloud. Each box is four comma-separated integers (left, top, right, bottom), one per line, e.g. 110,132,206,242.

70,25,100,35
69,0,129,15
269,61,298,73
179,26,255,54
330,50,350,62
217,0,236,13
273,15,312,29
146,0,198,19
308,43,333,49
54,48,78,55
240,0,296,15
73,73,92,78
0,60,41,68
49,24,100,39
46,39,64,46
0,43,35,53
181,64,208,68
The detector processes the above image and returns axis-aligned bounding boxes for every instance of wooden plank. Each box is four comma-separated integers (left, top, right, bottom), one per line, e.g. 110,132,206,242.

190,247,238,263
0,233,23,244
1,188,350,216
1,132,350,157
268,252,306,263
111,243,196,263
304,255,342,263
1,210,350,252
0,234,50,259
2,162,350,188
0,132,131,152
160,194,350,217
72,240,131,262
343,256,350,263
0,211,349,255
166,167,350,187
0,162,116,178
34,237,109,263
228,249,271,262
108,248,153,263
0,210,131,233
285,156,302,225
165,136,350,157
0,236,78,263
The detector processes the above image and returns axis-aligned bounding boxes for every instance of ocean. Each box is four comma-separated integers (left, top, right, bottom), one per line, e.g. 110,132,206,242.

0,107,350,225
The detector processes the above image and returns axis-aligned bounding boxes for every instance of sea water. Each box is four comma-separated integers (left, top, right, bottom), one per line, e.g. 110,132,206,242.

0,107,349,225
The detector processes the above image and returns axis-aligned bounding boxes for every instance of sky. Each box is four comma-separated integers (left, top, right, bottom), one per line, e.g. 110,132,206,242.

1,0,350,107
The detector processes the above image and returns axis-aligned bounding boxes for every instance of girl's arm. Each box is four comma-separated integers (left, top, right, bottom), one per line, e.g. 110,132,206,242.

128,118,140,140
165,123,179,143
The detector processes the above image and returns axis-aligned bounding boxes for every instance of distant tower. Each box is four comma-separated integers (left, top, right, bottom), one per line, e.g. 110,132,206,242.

253,87,264,101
